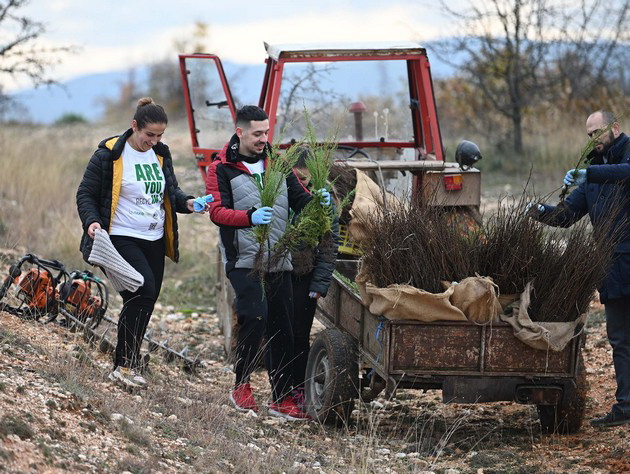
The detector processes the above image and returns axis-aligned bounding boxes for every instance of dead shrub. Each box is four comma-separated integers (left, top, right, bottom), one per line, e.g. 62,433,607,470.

0,414,35,440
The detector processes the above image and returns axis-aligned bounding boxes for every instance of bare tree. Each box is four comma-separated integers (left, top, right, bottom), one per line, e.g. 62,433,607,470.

0,0,74,99
277,63,348,138
552,1,629,106
433,0,629,155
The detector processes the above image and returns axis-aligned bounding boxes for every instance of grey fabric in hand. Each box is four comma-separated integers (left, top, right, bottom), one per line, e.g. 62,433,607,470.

88,229,144,292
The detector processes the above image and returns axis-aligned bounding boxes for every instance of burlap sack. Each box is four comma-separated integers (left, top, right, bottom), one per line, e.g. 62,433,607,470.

348,170,402,243
500,281,586,352
356,264,502,323
449,276,502,324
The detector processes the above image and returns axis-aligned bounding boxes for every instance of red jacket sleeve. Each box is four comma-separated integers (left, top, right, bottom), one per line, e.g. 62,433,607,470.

205,161,252,227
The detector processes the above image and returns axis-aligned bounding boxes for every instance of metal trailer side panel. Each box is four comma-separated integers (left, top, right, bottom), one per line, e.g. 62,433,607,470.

389,320,573,376
317,275,577,379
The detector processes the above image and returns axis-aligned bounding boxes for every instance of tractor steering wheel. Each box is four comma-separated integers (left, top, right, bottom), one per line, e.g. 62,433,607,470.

336,145,372,161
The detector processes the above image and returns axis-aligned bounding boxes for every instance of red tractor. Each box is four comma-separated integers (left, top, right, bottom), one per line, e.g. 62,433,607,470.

178,41,482,356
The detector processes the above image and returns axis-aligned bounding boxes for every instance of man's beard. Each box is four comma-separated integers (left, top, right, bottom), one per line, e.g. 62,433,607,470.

594,130,615,157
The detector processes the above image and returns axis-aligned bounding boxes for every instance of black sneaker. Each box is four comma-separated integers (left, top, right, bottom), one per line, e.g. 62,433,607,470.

590,410,630,428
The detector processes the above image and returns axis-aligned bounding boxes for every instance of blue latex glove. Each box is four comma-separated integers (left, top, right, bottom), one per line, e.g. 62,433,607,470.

308,291,320,299
193,194,214,212
524,202,545,217
563,169,587,187
318,188,331,206
251,206,273,225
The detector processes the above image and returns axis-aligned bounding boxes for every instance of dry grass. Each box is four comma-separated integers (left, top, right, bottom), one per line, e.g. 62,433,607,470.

0,122,215,304
0,124,106,268
439,104,610,178
1,307,518,473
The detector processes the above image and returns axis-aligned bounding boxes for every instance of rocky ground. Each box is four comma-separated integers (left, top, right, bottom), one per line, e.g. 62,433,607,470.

0,294,628,473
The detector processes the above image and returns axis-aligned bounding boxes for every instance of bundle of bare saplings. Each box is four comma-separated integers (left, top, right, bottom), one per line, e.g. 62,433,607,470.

358,188,628,323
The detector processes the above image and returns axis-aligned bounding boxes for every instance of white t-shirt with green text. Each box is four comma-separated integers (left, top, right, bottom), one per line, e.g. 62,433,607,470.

243,159,265,189
110,141,166,240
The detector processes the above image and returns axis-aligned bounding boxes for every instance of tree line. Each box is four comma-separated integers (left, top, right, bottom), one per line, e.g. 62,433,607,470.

432,0,629,155
1,0,628,158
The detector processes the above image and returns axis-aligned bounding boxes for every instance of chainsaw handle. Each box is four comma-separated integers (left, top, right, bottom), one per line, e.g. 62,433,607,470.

81,270,103,284
33,257,66,272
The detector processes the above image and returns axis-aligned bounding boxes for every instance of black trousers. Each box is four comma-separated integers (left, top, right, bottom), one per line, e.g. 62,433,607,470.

605,296,630,415
228,268,294,402
291,273,317,390
111,235,165,369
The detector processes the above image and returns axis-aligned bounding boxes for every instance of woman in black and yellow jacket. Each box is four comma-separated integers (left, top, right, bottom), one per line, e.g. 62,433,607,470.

76,97,207,390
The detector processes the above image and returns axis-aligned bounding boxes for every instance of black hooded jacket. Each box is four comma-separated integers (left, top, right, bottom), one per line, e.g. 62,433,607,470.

76,128,193,264
537,133,630,302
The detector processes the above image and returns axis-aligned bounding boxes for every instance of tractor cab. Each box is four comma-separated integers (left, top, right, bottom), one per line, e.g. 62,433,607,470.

179,41,480,207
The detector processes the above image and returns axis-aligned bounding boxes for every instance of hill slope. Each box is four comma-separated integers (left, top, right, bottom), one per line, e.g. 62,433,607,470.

0,301,628,473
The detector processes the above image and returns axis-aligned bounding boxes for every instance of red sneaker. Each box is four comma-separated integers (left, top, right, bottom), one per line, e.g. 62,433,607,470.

229,383,258,412
269,396,311,421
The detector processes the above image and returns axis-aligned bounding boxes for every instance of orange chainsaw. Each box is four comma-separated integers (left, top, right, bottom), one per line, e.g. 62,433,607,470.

0,254,67,319
57,270,108,329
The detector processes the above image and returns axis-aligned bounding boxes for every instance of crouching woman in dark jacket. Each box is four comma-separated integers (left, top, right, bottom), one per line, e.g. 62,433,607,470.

76,97,209,390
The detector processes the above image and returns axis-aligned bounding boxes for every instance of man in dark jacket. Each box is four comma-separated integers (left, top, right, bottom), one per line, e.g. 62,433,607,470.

527,110,630,428
206,105,330,420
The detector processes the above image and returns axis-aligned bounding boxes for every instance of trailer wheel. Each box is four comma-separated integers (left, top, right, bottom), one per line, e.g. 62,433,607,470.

305,328,358,424
537,355,587,434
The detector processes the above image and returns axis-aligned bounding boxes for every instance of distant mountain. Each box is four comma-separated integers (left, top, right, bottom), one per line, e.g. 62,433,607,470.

9,68,151,124
8,52,455,125
7,61,267,124
15,40,628,125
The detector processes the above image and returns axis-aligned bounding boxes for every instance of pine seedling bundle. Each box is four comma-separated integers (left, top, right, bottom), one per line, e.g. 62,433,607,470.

251,140,302,272
273,110,339,258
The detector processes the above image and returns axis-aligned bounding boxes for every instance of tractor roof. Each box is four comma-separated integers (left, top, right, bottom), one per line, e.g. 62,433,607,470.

264,41,427,60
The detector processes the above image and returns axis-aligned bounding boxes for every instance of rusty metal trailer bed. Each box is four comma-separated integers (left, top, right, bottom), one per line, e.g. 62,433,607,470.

306,259,586,433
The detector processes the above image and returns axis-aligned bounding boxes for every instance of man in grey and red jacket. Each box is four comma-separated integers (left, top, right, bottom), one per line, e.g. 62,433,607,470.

206,105,330,421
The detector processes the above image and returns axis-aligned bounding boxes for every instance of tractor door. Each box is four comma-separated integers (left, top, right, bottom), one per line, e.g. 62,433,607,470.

179,54,237,179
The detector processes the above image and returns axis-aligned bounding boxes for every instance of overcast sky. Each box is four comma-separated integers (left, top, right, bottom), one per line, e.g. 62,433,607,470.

7,0,458,91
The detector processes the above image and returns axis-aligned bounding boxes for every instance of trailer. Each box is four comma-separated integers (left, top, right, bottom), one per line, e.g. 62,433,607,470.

306,259,586,433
